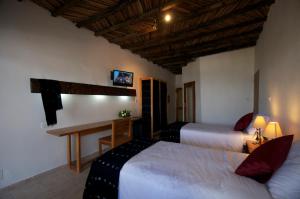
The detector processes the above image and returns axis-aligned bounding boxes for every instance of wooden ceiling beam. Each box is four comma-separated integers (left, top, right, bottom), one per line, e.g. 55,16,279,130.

51,0,82,17
164,41,257,74
156,60,189,66
154,57,194,65
147,33,259,61
158,40,256,74
94,0,184,36
142,27,262,59
76,0,135,28
157,38,257,62
188,41,257,62
113,0,274,44
112,0,235,43
126,17,266,51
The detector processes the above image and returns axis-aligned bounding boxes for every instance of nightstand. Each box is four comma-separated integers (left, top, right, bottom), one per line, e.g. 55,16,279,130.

246,140,265,153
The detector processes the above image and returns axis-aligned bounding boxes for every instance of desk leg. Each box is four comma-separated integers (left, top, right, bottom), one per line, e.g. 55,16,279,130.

75,133,81,173
67,135,71,169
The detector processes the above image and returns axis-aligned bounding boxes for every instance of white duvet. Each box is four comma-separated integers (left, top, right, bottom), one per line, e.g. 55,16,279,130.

180,123,252,152
119,141,272,199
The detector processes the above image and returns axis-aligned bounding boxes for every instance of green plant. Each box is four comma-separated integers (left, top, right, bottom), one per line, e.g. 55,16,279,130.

118,109,131,118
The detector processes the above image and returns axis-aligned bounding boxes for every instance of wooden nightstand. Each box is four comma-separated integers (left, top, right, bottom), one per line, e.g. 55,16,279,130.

246,140,265,153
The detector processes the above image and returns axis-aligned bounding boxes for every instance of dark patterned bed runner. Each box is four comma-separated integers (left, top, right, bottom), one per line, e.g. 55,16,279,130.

160,122,188,143
83,139,156,199
83,122,188,199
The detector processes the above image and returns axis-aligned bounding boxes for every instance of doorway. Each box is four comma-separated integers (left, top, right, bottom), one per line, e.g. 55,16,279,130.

184,81,196,123
176,88,183,121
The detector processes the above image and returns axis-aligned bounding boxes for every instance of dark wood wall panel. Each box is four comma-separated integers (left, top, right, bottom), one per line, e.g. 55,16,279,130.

30,78,136,96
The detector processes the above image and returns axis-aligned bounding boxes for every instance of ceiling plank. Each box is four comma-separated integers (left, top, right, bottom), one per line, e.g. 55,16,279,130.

76,0,136,28
94,0,185,36
142,27,262,58
163,41,257,74
188,41,257,62
113,0,274,44
147,32,260,61
51,0,83,17
129,17,266,52
155,60,190,66
154,57,194,65
112,0,235,43
152,38,258,62
157,40,257,72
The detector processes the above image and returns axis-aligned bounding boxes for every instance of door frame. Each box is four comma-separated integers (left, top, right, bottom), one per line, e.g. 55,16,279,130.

176,88,183,121
184,81,196,123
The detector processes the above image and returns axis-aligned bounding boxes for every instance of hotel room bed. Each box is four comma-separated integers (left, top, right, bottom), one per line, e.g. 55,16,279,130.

119,141,272,199
180,123,253,152
83,140,271,199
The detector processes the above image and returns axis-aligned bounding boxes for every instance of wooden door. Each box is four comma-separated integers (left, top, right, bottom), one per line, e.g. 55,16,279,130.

184,81,196,123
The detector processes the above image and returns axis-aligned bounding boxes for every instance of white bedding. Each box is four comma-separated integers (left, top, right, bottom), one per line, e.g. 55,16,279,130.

119,141,272,199
180,123,252,152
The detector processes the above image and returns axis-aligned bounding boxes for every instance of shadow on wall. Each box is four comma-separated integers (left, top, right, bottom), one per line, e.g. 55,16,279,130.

267,88,300,140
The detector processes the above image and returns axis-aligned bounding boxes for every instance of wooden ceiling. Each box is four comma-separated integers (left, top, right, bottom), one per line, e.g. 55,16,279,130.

28,0,274,74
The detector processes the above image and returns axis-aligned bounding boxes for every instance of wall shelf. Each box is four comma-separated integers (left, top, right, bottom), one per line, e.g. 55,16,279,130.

30,78,136,96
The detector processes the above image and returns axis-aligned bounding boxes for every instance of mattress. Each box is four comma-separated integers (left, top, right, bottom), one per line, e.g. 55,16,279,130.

119,141,272,199
180,123,252,152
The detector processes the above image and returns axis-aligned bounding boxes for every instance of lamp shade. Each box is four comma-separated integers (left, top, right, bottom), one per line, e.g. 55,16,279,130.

264,122,283,139
253,116,267,129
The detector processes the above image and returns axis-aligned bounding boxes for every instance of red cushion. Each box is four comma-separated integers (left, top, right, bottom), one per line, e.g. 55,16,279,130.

235,135,294,183
234,112,253,131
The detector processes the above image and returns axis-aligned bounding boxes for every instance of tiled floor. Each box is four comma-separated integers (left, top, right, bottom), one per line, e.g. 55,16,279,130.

0,165,90,199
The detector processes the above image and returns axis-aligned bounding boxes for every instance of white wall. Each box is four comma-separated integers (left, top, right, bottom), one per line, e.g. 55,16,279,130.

0,0,175,188
256,0,300,139
181,47,255,125
175,75,182,88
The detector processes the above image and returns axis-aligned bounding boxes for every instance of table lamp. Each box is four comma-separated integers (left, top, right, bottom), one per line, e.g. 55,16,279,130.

263,122,283,139
253,116,267,144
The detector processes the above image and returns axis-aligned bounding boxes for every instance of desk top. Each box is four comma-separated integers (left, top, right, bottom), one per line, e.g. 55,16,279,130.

47,117,141,137
47,120,112,137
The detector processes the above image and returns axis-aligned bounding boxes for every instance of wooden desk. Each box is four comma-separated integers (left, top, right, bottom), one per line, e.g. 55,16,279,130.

47,121,113,173
47,117,141,173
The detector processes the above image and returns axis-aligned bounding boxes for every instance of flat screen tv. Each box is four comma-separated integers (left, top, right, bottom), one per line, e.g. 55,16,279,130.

111,70,134,87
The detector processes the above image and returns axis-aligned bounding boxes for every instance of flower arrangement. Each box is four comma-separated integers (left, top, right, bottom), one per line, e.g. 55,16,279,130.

118,109,131,118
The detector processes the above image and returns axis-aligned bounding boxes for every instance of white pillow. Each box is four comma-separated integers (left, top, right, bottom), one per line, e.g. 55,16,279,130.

246,115,270,135
267,140,300,199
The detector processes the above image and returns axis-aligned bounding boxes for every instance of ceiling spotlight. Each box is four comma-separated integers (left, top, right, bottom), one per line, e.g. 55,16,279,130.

164,14,172,23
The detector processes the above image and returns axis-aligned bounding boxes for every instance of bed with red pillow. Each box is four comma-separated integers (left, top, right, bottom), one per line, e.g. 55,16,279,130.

119,135,294,199
180,113,254,152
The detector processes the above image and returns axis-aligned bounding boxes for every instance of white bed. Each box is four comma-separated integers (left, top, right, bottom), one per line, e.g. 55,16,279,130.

180,123,253,152
119,141,272,199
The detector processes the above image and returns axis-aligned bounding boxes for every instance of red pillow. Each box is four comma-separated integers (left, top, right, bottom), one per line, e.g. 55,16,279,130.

234,112,253,131
235,135,294,183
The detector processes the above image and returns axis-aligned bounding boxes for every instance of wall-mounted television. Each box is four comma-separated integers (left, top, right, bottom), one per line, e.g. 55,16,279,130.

111,70,134,87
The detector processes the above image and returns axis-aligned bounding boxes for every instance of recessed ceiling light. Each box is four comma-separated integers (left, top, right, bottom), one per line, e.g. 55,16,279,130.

164,14,172,23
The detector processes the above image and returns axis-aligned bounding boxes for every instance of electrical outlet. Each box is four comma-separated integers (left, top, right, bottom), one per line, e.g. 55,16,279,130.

0,168,3,180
